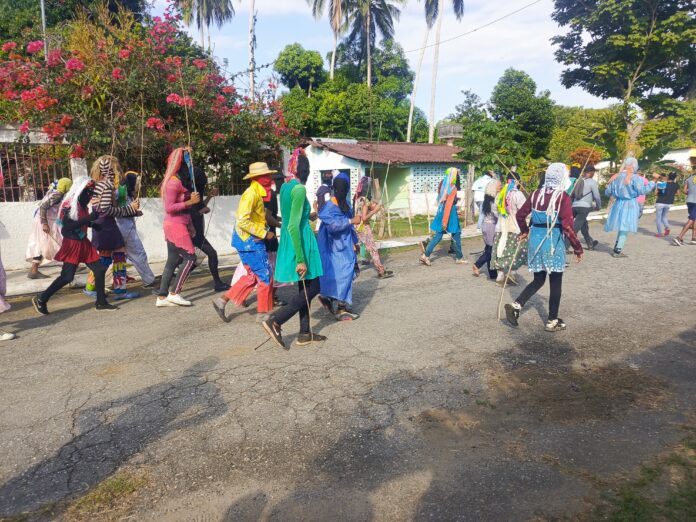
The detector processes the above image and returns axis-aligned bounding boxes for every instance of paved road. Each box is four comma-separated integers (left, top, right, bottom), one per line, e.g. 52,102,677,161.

1,211,695,521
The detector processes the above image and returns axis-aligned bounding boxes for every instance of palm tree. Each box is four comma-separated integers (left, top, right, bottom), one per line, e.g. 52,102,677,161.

308,0,348,81
176,0,235,50
344,0,403,88
423,0,464,143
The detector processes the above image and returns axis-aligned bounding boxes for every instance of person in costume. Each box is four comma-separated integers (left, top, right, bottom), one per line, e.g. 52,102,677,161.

261,155,326,349
504,163,583,332
569,165,602,250
316,173,362,321
472,179,501,280
654,172,678,237
26,177,72,279
156,147,201,307
673,171,696,246
0,172,16,339
116,172,157,288
471,170,494,230
32,177,116,315
604,156,657,258
491,174,528,286
420,167,466,266
84,156,140,300
353,176,393,279
212,162,277,321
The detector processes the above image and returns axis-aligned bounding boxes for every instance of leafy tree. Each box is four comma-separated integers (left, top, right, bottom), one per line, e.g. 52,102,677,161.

308,0,348,80
274,43,327,95
569,146,602,167
489,68,555,158
548,106,610,163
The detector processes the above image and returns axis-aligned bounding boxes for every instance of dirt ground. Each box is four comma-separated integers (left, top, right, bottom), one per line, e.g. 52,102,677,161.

1,211,695,521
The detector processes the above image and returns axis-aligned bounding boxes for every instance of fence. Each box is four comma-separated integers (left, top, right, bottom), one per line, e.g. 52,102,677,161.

0,143,72,203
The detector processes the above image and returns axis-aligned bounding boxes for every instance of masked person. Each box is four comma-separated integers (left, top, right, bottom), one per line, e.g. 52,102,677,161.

155,148,201,307
353,176,393,279
472,179,501,280
0,172,15,339
33,177,116,315
316,173,362,321
491,175,529,286
26,177,72,279
212,162,277,320
505,163,583,332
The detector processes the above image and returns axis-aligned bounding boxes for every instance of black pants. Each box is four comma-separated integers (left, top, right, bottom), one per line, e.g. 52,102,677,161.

272,277,320,334
194,235,223,284
474,245,498,279
573,207,594,246
40,262,106,304
516,271,563,321
159,241,196,297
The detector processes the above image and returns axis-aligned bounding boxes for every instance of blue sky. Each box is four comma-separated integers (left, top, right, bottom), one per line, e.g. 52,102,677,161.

154,0,613,122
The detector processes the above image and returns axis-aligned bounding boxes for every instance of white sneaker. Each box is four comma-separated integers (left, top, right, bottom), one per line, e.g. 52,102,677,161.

166,293,192,306
156,297,177,307
0,331,16,341
455,258,468,265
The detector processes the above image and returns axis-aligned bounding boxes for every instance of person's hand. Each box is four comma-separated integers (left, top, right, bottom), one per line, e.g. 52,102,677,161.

296,262,307,278
136,211,143,217
575,253,583,263
89,210,100,221
518,232,529,241
90,196,99,207
651,173,660,181
188,192,201,206
265,231,275,241
131,199,140,211
199,206,211,215
42,224,50,234
350,216,362,225
309,212,317,221
209,187,219,197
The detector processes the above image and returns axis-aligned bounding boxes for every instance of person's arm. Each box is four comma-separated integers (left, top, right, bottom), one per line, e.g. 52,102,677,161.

265,208,282,229
559,194,583,256
516,196,532,236
95,182,139,218
164,179,192,214
62,209,99,232
591,181,602,210
39,192,62,225
287,184,307,264
236,191,267,239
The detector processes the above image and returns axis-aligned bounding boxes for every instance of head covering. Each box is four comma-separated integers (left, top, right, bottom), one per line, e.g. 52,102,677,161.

161,147,186,199
286,147,306,182
61,176,95,221
620,155,638,185
543,163,567,191
124,172,138,199
56,177,72,194
484,179,501,198
532,163,568,217
90,155,122,187
244,162,277,180
333,174,351,214
438,168,459,205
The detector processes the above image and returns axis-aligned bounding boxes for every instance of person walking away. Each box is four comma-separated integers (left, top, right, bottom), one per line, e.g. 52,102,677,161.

212,162,277,321
261,159,326,349
26,177,72,279
604,156,657,257
471,170,493,230
155,148,201,307
492,175,528,286
0,171,16,339
353,176,393,279
636,173,649,219
570,165,602,250
116,172,157,288
504,163,584,332
654,173,678,237
33,177,116,315
420,168,466,266
472,179,501,280
673,172,696,246
316,174,362,321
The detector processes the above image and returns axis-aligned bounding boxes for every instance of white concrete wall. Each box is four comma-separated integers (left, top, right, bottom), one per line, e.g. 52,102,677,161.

0,196,241,270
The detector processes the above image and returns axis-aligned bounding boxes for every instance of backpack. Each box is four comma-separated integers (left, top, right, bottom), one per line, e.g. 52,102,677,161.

571,177,586,201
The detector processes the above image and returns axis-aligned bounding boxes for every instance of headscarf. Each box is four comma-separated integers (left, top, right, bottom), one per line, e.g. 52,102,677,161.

286,147,305,182
613,155,639,186
90,155,122,188
56,177,72,194
254,175,274,203
437,167,459,205
496,179,517,218
332,174,351,215
60,176,95,221
161,147,187,199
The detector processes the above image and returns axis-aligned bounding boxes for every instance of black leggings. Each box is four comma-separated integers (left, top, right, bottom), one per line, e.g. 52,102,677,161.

272,277,320,334
196,237,222,283
475,245,498,279
159,241,196,297
40,262,106,304
516,271,563,321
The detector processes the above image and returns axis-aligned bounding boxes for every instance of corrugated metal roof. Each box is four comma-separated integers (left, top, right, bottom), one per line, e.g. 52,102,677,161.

310,140,465,166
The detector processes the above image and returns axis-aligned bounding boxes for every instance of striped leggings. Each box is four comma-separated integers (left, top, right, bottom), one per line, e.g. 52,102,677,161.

158,241,195,297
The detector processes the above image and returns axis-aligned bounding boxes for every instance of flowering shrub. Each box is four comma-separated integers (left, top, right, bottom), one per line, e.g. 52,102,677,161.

0,2,296,192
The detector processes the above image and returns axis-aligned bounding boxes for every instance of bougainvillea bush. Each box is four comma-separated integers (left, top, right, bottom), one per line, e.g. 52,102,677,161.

0,2,297,193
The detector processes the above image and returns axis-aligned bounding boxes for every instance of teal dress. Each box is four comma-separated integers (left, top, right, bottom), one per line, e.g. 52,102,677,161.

275,180,323,283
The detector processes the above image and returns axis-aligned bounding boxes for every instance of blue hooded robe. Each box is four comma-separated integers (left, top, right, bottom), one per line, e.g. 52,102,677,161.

317,198,357,305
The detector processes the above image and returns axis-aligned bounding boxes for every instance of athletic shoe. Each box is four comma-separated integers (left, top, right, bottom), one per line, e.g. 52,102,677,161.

0,331,16,341
545,318,567,332
504,303,520,327
27,271,49,280
612,251,628,258
142,281,157,289
261,318,286,349
673,237,684,246
156,297,177,307
690,240,696,245
296,332,328,346
336,310,359,321
378,270,394,279
96,302,118,312
455,258,468,265
166,293,192,307
32,296,49,316
212,298,230,322
654,233,663,238
591,240,599,249
214,281,230,292
419,254,431,266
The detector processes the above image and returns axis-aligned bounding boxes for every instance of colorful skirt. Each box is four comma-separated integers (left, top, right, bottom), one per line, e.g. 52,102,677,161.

25,207,62,262
492,232,528,272
55,238,100,266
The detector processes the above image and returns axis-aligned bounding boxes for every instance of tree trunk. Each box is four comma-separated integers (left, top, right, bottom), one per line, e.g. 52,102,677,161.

330,32,337,81
366,6,372,89
407,27,430,143
200,22,205,48
428,0,444,144
249,0,256,100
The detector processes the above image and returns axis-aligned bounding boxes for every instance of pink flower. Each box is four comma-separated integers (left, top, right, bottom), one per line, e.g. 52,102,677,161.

26,41,44,54
2,42,17,52
111,68,125,80
19,121,30,134
118,49,131,59
192,58,207,70
65,58,85,72
47,49,62,67
167,74,177,83
166,93,181,104
146,117,165,130
70,144,85,159
2,90,18,100
212,133,225,142
222,86,235,95
81,86,94,98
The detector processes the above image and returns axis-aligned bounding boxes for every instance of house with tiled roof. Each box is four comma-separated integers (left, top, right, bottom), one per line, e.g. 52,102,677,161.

295,139,467,216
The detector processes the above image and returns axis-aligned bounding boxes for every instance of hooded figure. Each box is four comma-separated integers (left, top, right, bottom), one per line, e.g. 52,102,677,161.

420,167,465,265
353,175,393,279
316,173,360,320
491,175,529,285
26,177,73,279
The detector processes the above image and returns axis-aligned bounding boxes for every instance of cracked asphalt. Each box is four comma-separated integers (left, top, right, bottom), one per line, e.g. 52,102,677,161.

1,210,695,521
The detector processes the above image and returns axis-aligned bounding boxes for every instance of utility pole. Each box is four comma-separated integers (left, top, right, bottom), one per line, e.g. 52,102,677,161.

428,0,445,144
39,0,48,61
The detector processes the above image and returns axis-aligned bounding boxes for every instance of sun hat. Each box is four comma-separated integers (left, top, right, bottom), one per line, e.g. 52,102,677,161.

244,162,278,180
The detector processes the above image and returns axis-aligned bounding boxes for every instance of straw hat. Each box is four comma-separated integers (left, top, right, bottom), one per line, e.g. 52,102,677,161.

244,162,277,180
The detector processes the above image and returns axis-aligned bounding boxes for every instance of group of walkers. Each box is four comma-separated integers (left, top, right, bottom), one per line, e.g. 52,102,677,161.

0,148,692,342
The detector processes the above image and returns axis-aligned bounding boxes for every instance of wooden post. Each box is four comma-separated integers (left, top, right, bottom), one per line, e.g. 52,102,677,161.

383,161,392,238
406,178,414,235
373,177,386,238
424,181,431,232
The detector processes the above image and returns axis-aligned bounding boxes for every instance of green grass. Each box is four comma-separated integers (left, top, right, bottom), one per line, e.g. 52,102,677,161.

64,471,148,521
373,214,471,239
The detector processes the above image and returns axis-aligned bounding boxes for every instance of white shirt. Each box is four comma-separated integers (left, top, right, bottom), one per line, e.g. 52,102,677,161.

472,175,492,203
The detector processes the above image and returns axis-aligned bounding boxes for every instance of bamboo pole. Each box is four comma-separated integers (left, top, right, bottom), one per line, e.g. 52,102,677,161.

406,179,414,235
383,161,392,238
424,181,431,232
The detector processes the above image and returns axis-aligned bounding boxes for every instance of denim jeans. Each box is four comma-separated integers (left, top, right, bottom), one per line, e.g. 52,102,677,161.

425,230,463,260
655,203,672,235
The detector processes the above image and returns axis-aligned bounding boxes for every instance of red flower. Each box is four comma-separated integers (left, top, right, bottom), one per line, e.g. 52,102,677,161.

26,41,44,54
47,49,62,67
59,114,73,127
65,58,85,71
222,86,235,95
111,68,125,80
2,42,17,52
167,74,177,83
166,93,181,104
192,58,208,70
212,133,225,142
146,117,165,130
118,49,131,59
70,144,86,159
42,121,65,141
81,86,94,98
164,56,182,67
19,121,30,134
2,90,18,100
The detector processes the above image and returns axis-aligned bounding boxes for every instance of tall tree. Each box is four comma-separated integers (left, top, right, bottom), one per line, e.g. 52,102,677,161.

176,0,235,49
344,0,403,88
423,0,464,143
275,44,327,95
552,0,696,148
309,0,348,80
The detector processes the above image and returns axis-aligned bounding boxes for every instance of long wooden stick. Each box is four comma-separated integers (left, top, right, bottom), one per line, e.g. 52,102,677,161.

424,181,431,231
177,65,197,193
497,239,522,321
383,161,392,237
406,182,414,235
494,155,530,195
